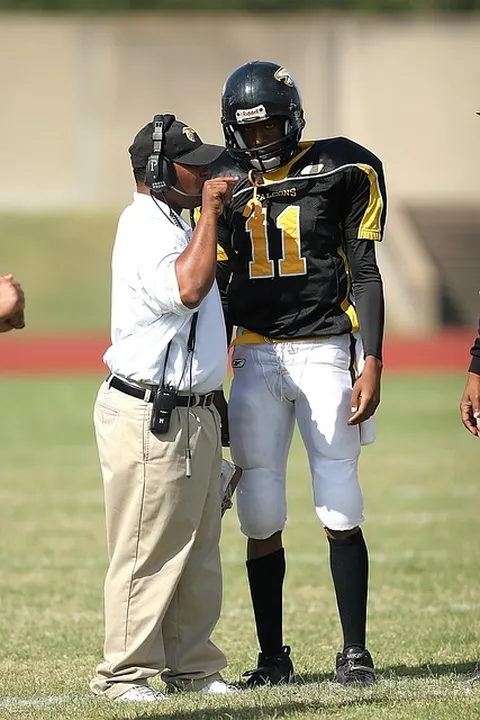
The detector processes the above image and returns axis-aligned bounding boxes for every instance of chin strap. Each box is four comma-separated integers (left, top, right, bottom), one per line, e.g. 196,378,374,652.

243,169,264,220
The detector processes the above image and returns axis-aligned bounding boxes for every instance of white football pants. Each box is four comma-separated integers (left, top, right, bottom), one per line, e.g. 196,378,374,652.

229,333,371,538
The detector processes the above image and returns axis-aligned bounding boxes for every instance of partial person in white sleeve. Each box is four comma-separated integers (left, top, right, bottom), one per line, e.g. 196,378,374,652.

90,113,237,703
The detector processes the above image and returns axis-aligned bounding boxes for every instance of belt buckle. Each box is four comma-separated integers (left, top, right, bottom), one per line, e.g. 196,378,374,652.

184,393,211,408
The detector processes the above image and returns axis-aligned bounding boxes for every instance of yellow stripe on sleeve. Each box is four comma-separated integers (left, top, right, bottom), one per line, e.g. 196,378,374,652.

355,164,384,241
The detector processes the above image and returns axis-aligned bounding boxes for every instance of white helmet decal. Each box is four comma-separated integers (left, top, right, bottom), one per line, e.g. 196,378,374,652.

274,66,295,87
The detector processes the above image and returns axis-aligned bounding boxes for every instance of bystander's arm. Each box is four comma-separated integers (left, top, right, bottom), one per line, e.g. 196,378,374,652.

0,274,25,333
469,322,480,375
460,320,480,437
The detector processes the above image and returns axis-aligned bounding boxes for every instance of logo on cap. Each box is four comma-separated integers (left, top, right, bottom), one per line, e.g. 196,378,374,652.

274,66,295,87
182,127,197,143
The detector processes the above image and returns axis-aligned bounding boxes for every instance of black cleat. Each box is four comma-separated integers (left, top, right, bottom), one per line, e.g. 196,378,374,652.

243,645,294,687
335,647,375,687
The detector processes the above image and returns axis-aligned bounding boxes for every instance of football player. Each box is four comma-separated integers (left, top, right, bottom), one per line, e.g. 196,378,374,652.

215,60,387,687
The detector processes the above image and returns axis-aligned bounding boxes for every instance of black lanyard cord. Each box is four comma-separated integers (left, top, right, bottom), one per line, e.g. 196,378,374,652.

184,313,198,478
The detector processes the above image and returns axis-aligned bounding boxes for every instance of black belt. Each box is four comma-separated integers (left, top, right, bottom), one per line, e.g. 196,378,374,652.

108,375,215,408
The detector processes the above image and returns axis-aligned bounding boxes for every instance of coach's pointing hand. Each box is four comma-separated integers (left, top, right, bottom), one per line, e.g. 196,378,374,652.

347,356,382,426
202,176,238,216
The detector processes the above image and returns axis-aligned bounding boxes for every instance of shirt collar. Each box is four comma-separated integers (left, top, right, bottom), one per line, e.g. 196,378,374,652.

132,192,190,230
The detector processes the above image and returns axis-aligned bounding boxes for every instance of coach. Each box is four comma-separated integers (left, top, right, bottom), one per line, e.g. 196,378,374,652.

90,113,236,702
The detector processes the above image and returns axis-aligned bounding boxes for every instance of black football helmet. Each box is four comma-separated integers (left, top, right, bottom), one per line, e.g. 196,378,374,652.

221,60,305,172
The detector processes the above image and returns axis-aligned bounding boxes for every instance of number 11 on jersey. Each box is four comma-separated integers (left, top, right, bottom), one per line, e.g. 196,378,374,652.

246,205,307,279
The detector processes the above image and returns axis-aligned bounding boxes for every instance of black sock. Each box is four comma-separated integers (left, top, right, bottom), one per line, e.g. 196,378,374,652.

246,548,285,656
328,529,369,651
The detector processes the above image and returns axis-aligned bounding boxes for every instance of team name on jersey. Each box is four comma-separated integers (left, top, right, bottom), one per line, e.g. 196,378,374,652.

255,187,297,202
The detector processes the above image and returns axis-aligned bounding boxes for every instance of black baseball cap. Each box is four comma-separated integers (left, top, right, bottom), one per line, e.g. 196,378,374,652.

129,115,224,170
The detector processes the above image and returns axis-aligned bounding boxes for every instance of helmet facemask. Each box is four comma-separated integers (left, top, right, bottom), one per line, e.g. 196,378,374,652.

224,114,305,173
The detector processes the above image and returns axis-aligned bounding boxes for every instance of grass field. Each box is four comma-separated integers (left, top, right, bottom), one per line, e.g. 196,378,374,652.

0,373,479,719
0,212,118,332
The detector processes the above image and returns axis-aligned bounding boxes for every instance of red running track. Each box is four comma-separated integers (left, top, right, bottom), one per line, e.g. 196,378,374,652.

0,330,475,375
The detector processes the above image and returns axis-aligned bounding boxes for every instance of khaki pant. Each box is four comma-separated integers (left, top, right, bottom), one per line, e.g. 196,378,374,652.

90,382,226,699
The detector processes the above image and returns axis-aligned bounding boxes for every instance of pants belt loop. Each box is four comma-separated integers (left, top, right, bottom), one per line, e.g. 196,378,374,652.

106,373,114,388
144,388,152,403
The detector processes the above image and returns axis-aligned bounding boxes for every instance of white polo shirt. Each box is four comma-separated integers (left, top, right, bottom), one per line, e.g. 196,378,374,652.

103,192,228,394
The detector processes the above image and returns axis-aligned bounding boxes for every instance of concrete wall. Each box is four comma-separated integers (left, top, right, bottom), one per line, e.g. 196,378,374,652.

1,12,478,210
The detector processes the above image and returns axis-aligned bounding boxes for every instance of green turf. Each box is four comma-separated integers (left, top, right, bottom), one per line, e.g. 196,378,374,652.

0,212,118,332
0,374,479,719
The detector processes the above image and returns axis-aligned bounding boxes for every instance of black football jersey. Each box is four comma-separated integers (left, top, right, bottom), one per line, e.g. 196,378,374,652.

216,137,387,340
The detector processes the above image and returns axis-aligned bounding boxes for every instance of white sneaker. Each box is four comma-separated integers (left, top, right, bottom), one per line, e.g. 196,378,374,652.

115,685,166,702
199,679,237,694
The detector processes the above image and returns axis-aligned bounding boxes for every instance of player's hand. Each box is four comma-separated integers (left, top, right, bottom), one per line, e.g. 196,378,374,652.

460,372,480,437
201,176,238,216
0,274,25,322
347,356,382,426
213,389,230,446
